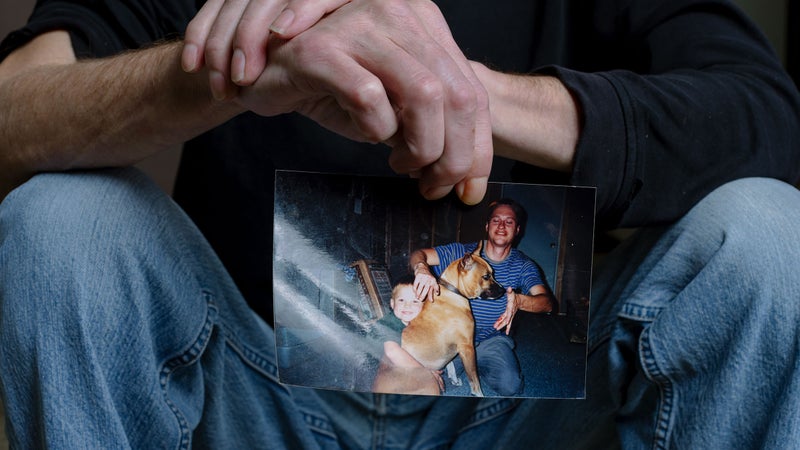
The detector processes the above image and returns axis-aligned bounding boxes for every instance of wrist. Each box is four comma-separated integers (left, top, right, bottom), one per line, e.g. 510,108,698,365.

472,63,578,171
169,42,245,117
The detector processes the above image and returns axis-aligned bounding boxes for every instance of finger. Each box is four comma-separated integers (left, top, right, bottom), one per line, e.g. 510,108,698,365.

412,1,492,203
429,282,438,302
414,277,433,302
453,85,492,204
493,313,506,330
317,0,468,180
423,286,432,302
415,67,478,200
204,0,250,99
182,0,226,72
240,35,399,140
291,95,396,143
283,41,401,142
434,372,445,392
353,30,470,191
231,0,287,85
270,0,352,38
416,283,429,302
361,46,446,172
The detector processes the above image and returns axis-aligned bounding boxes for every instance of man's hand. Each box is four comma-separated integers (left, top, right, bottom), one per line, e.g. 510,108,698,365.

413,263,439,303
429,369,445,394
494,287,520,335
243,0,491,203
495,285,554,334
182,0,351,100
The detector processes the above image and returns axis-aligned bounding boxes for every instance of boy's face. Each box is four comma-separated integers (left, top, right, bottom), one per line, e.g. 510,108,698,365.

391,285,423,324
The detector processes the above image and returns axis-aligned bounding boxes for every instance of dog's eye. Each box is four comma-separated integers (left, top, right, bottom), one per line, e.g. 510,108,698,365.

483,274,491,280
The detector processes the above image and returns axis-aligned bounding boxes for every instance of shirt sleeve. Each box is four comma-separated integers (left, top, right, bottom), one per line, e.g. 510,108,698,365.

531,0,800,228
518,257,543,294
0,0,197,61
432,242,472,277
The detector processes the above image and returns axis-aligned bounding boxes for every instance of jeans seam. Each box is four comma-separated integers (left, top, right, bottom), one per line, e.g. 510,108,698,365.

639,325,674,450
158,290,218,450
300,411,338,440
221,321,343,444
223,328,283,384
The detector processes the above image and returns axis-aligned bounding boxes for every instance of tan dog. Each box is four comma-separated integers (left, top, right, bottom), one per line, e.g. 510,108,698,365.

374,242,504,396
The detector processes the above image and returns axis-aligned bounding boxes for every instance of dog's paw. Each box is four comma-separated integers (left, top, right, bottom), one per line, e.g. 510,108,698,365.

445,362,462,386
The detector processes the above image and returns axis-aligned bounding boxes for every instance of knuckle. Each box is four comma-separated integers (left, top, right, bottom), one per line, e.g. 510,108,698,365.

233,17,257,44
350,79,386,111
204,36,230,68
409,74,444,106
184,17,204,42
364,127,393,145
437,158,474,181
446,81,478,113
184,3,216,41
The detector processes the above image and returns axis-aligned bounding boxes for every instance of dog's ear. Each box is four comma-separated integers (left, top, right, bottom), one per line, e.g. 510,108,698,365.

460,253,476,271
473,240,483,256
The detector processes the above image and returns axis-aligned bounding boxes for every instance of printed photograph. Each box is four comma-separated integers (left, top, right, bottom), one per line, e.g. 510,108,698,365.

273,171,595,398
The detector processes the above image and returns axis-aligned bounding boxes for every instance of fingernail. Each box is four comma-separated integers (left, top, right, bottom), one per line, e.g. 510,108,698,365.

270,9,295,35
209,70,227,101
182,43,198,72
231,49,246,84
456,177,488,205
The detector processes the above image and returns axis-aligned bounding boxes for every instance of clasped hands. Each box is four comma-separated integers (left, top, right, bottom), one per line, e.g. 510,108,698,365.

181,0,492,204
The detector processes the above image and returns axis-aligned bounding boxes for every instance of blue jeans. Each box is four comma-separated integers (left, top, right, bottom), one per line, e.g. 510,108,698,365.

452,335,523,397
1,169,799,449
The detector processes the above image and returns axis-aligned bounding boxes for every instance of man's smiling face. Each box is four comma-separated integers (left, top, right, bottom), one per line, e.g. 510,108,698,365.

486,204,520,248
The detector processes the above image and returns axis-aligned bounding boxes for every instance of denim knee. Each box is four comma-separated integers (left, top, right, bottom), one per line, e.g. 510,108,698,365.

683,177,800,290
0,169,233,446
1,168,170,265
476,335,524,396
0,167,217,340
622,178,800,448
634,177,800,351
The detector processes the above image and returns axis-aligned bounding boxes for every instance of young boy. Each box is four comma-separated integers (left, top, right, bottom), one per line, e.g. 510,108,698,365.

371,275,423,340
369,276,443,395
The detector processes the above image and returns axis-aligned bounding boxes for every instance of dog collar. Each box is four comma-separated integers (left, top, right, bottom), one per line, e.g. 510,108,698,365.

439,279,463,297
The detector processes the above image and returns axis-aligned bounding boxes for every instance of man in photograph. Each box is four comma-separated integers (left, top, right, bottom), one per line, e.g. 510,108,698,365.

409,198,555,396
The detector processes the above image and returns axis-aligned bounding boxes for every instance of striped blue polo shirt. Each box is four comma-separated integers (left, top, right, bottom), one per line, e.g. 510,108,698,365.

432,241,543,343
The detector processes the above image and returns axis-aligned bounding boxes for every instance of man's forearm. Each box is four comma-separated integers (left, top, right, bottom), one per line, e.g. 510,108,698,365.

471,63,579,173
0,37,242,198
409,250,430,274
516,291,554,314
